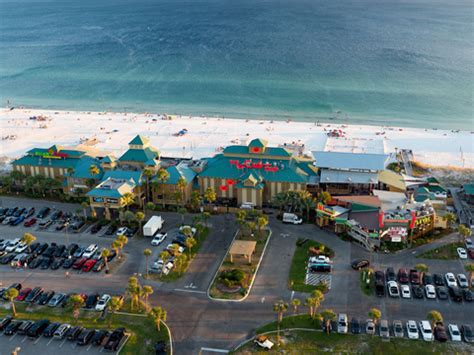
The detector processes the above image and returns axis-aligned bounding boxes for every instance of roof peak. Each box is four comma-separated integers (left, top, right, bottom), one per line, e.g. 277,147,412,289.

129,135,149,146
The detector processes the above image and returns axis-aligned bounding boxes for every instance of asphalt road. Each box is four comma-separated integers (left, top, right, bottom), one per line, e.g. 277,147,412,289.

0,196,473,354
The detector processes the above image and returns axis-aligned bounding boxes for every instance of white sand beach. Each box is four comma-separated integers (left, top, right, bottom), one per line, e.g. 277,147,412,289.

0,108,472,170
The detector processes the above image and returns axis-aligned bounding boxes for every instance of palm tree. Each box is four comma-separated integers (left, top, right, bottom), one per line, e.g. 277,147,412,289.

124,210,135,224
427,310,443,328
21,233,36,246
178,207,187,224
143,248,152,277
246,221,256,238
127,276,141,311
256,216,268,237
5,288,19,316
156,168,170,207
68,294,85,322
111,240,122,260
305,296,320,319
146,202,155,212
143,168,154,202
185,237,196,256
298,190,315,222
320,309,336,335
291,298,301,314
116,235,129,259
108,296,124,327
150,306,167,332
142,285,154,308
135,211,145,235
89,164,100,179
464,263,474,288
190,191,202,211
177,177,187,206
101,248,111,273
121,192,135,211
458,224,472,243
442,212,456,229
174,254,188,273
201,212,210,227
10,170,25,189
236,210,247,226
415,263,429,276
273,300,288,344
203,187,216,210
368,308,382,326
317,191,332,204
272,192,287,215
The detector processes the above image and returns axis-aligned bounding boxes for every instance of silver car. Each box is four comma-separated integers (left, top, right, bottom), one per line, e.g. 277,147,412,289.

53,323,71,339
380,319,390,340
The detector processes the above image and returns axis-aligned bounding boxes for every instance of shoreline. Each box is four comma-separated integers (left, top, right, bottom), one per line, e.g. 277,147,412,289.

0,107,473,171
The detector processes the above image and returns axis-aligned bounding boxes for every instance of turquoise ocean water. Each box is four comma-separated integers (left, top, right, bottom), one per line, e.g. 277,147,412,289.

0,0,472,129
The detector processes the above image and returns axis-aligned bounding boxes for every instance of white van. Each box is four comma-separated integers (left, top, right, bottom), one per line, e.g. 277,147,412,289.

419,320,434,341
337,313,348,334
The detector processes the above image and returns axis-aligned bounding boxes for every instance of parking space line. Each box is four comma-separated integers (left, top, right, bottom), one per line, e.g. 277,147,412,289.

47,337,54,345
21,336,27,343
87,344,93,351
34,337,41,344
9,334,17,342
59,338,67,347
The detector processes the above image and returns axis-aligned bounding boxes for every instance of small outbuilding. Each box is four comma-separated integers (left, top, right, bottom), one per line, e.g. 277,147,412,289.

229,240,257,264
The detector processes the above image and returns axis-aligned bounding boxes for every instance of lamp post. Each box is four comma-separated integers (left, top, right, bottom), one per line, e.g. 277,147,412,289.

64,221,69,246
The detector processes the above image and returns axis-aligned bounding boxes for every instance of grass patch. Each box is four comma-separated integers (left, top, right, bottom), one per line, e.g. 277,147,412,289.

417,242,464,260
288,239,334,293
209,229,270,300
0,302,168,355
233,328,471,354
256,314,321,334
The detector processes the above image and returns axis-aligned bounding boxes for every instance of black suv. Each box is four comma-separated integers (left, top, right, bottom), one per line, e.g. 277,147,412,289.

27,319,50,338
104,328,126,351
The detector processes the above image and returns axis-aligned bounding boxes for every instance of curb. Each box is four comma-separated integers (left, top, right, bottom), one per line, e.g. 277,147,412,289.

207,228,272,303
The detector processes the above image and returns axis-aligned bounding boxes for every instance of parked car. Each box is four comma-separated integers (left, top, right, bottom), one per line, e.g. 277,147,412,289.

72,257,88,270
337,313,348,334
425,284,436,299
434,322,448,342
104,327,126,351
67,326,83,341
387,281,400,297
448,324,462,341
91,329,109,346
50,258,65,270
82,244,98,258
104,225,117,235
38,219,53,229
379,319,390,340
95,294,111,311
422,273,434,285
400,284,411,298
43,322,61,337
63,257,77,269
92,259,106,272
3,320,22,335
85,294,99,309
461,324,474,343
464,238,473,249
90,224,103,234
419,320,434,341
27,319,50,338
436,286,449,300
116,227,128,236
151,233,168,246
433,273,444,286
393,320,404,338
54,323,71,339
366,319,376,335
409,269,420,284
309,263,331,272
82,259,97,272
24,218,37,227
456,274,469,288
309,255,331,264
0,316,13,331
37,290,55,305
17,320,34,335
407,320,419,340
350,318,360,334
412,285,424,299
397,268,409,284
25,287,43,302
448,286,463,302
77,328,96,345
48,293,66,307
36,207,50,219
457,247,468,259
16,288,32,301
462,289,473,302
375,271,385,297
445,273,457,287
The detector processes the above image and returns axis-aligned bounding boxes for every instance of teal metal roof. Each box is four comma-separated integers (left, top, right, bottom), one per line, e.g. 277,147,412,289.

163,164,196,185
101,156,115,163
199,154,312,183
12,155,80,169
426,185,446,193
102,170,142,185
26,146,85,158
70,157,103,180
249,138,267,148
129,135,149,146
464,183,474,195
118,147,159,163
86,188,125,199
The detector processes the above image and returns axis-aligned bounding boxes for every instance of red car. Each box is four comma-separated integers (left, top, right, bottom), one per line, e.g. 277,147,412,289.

72,257,88,270
24,218,37,227
16,288,32,301
468,249,474,259
82,259,97,272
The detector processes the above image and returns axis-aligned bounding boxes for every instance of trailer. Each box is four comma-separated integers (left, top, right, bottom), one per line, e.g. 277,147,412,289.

143,216,164,237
